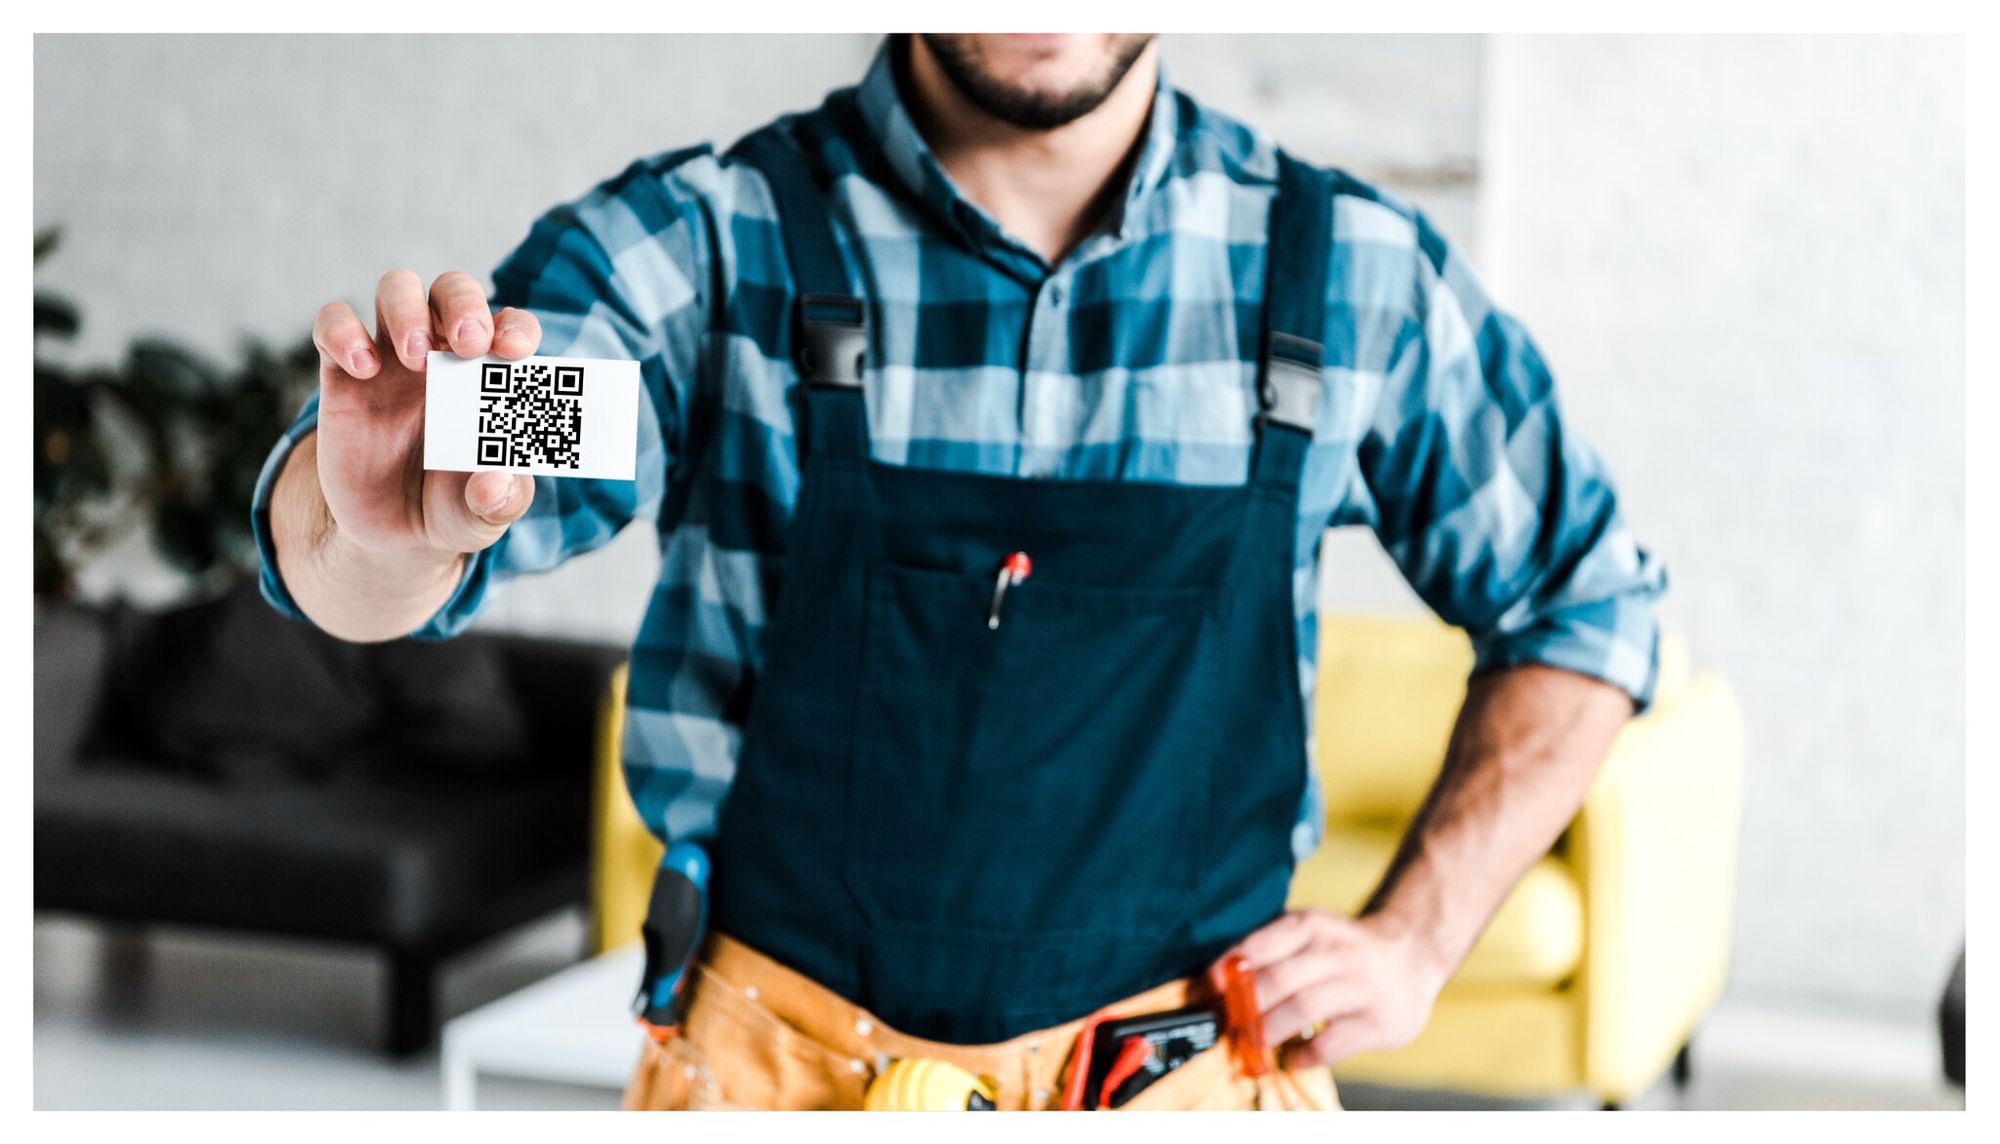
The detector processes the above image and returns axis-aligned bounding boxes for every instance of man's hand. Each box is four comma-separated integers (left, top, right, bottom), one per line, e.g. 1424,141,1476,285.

273,271,544,641
310,270,542,557
1223,907,1452,1070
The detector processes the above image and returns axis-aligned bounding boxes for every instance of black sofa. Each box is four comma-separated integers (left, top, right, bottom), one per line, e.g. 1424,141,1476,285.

34,583,625,1055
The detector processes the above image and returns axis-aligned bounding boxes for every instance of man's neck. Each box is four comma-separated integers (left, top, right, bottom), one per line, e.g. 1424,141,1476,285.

904,37,1160,267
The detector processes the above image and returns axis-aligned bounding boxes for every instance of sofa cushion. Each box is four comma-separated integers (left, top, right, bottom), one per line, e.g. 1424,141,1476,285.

1286,824,1584,989
33,753,587,947
83,584,537,785
88,589,382,785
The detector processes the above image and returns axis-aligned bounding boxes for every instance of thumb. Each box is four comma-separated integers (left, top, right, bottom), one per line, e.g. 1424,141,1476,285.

464,471,535,529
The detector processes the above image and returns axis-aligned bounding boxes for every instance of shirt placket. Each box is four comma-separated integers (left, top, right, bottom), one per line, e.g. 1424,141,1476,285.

1017,269,1073,478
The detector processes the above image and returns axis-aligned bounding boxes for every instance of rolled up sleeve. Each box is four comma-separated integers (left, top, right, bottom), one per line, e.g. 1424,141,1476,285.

1359,213,1667,711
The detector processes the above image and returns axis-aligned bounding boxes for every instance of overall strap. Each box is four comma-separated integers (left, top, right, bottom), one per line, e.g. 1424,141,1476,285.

1250,151,1333,494
727,113,870,463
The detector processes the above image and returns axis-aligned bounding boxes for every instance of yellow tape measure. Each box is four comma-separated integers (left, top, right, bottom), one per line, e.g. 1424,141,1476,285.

862,1058,998,1110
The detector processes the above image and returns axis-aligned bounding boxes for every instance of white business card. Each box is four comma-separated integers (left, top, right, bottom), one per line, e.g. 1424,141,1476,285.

423,352,640,480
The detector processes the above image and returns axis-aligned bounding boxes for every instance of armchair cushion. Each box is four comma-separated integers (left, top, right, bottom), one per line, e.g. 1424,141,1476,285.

1288,824,1584,989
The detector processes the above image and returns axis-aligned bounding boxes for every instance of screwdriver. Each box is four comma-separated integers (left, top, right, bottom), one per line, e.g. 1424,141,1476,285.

987,551,1032,629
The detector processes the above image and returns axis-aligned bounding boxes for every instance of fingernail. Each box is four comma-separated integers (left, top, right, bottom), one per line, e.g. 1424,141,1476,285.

349,347,377,375
455,319,484,347
405,329,431,364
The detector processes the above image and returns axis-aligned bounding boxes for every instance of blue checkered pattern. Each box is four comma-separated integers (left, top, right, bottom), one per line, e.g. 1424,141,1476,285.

253,42,1665,863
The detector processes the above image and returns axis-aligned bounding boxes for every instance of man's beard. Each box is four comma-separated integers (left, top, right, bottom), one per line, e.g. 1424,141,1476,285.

919,34,1156,130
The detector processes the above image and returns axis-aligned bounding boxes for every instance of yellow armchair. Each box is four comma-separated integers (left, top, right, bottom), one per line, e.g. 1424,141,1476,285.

587,613,1745,1108
1288,614,1744,1106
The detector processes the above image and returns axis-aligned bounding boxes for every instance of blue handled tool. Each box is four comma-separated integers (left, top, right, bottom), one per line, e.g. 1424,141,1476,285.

633,841,711,1038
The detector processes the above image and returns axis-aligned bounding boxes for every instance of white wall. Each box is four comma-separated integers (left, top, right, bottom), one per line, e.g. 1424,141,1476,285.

35,34,1963,1018
1480,34,1964,1017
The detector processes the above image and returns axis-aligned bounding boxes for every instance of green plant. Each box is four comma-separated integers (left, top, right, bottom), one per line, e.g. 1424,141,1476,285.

34,227,318,601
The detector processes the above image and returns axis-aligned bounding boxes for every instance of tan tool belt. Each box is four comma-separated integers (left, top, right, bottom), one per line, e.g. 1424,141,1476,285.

623,932,1340,1111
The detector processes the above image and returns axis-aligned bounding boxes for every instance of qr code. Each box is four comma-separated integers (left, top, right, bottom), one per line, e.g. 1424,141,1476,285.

476,362,584,469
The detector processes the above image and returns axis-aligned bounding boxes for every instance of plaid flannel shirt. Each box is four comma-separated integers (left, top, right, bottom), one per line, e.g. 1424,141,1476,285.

253,41,1666,864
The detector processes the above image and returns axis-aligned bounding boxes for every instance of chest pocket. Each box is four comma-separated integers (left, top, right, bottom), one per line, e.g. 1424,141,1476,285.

839,561,1221,942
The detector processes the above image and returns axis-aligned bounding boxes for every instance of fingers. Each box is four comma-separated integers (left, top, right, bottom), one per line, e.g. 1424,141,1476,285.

376,269,433,371
1279,1016,1376,1070
1261,977,1369,1050
429,270,494,357
1251,936,1349,1014
325,270,523,377
1232,908,1349,971
313,301,379,379
491,307,542,359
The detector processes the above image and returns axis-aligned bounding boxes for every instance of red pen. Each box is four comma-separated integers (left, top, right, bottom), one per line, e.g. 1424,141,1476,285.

987,551,1032,629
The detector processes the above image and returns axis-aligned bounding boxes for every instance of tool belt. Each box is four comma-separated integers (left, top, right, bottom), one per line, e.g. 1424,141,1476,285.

623,933,1340,1111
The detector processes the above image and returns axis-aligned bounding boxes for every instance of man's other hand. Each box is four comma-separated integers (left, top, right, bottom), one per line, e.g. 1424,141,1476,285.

1218,907,1452,1070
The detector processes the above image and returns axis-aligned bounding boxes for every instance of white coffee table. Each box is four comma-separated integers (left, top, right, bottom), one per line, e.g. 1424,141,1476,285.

440,941,648,1110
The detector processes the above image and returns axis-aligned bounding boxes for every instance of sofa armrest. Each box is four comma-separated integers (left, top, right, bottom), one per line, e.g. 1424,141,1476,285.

34,603,109,781
492,636,627,777
1569,668,1745,1101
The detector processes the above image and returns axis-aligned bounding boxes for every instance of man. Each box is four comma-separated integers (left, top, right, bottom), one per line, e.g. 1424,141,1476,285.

257,34,1663,1110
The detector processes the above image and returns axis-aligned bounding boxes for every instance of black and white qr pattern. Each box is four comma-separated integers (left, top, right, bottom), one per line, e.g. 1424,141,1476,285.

477,362,584,469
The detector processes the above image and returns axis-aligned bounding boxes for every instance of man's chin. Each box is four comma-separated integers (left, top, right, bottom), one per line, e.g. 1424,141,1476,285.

918,33,1155,132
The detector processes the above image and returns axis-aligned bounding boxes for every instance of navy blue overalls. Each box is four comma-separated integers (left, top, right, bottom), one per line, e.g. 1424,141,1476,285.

702,95,1332,1045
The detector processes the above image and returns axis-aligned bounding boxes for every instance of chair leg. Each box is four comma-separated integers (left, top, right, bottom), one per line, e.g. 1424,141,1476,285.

386,946,437,1057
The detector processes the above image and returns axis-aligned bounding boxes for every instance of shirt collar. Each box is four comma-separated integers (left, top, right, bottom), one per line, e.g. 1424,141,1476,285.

850,36,1182,279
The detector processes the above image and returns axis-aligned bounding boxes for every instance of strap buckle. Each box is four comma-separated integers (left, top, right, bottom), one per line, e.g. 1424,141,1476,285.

796,293,868,389
1259,331,1322,432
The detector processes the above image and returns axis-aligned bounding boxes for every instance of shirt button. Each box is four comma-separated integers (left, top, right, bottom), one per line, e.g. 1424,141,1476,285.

1046,283,1065,306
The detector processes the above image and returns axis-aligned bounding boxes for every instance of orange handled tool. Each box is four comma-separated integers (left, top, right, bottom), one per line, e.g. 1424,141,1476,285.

1208,952,1267,1078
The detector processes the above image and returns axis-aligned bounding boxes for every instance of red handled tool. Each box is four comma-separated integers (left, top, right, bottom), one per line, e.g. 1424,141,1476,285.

1060,1012,1104,1110
1098,1035,1155,1109
987,550,1032,629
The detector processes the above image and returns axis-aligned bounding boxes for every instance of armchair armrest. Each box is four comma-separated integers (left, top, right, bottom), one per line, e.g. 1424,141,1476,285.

587,665,664,955
1569,668,1745,1101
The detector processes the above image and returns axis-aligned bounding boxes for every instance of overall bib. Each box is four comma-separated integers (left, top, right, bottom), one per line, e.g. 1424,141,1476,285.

702,97,1332,1047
